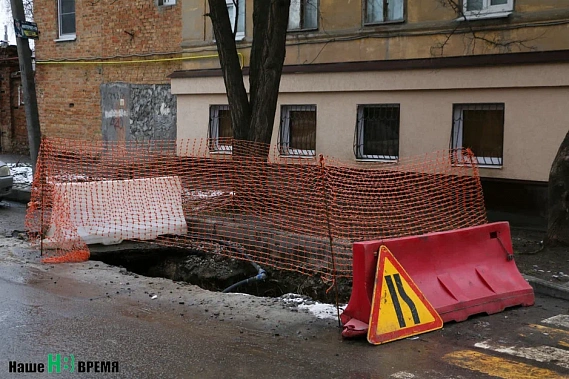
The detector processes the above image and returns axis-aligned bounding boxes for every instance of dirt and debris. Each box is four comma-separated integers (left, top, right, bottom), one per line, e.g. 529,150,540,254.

511,228,569,283
92,248,353,303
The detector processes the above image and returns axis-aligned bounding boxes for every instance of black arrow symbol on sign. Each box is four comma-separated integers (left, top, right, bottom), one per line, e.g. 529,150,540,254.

385,273,421,328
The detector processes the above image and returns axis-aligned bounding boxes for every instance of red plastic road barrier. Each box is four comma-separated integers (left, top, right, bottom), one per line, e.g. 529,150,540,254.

341,222,535,338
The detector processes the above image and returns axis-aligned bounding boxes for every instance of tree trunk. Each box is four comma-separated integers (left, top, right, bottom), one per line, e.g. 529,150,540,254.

248,0,291,148
208,0,290,159
207,0,250,141
547,129,569,245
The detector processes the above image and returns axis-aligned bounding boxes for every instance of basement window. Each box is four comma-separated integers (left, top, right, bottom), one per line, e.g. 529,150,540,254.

158,0,176,5
208,105,233,153
462,0,513,19
58,0,76,40
288,0,318,32
279,105,317,157
354,104,400,161
451,103,505,167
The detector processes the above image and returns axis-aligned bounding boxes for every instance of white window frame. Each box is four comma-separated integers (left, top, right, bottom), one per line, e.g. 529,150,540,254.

364,0,405,25
451,103,504,167
288,0,319,32
158,0,176,6
279,105,317,157
57,0,76,40
226,0,245,41
208,105,232,153
461,0,513,20
355,104,400,161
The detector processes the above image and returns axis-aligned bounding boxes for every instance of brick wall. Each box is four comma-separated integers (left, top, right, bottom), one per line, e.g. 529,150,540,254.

0,46,28,154
34,0,183,140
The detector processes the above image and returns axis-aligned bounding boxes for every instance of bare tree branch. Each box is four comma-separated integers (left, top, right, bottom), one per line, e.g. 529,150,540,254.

433,0,540,56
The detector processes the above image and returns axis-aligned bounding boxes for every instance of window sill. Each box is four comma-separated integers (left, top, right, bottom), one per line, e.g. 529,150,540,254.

363,19,405,27
213,34,245,43
458,11,512,21
356,158,398,163
209,149,232,155
287,27,319,34
54,36,76,43
279,154,316,159
452,163,503,169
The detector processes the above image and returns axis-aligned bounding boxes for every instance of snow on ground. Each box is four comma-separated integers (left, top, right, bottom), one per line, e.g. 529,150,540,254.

279,293,346,320
7,163,33,187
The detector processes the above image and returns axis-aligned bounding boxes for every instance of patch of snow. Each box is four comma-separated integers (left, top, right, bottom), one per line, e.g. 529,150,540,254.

279,293,346,320
7,163,33,186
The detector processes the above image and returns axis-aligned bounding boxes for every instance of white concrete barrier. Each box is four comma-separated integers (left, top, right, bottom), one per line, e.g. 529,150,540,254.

44,176,187,247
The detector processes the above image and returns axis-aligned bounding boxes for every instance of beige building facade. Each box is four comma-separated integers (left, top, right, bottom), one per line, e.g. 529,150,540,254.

171,0,569,187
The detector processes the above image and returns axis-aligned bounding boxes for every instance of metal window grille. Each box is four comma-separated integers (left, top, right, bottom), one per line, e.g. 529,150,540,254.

279,105,317,157
58,0,76,37
208,105,233,152
365,0,404,24
354,104,400,160
451,103,504,166
288,0,318,31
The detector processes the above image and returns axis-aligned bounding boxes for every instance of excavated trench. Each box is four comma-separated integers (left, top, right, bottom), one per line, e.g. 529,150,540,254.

90,247,352,303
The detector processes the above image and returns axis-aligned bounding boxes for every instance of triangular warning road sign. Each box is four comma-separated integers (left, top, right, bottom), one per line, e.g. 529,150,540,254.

368,245,443,345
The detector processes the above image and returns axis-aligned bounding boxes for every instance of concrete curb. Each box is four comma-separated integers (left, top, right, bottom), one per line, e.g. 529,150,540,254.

523,274,569,301
5,188,30,204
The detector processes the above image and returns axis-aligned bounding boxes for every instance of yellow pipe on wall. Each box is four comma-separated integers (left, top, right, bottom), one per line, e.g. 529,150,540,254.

35,52,245,68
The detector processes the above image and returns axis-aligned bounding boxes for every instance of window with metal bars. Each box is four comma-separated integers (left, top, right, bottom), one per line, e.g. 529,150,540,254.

279,105,317,157
288,0,318,31
208,105,233,152
354,104,400,160
451,103,504,166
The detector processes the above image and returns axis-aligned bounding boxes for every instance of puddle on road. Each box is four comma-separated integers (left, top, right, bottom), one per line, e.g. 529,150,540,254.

91,248,352,304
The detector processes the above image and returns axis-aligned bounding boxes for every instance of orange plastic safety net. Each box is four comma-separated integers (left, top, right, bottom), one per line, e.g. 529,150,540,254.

26,137,487,279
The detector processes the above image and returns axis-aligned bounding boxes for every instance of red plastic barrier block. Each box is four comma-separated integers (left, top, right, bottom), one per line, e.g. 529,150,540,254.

341,222,535,337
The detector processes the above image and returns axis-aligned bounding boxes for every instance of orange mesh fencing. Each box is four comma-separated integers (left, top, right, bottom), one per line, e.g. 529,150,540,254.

26,137,487,280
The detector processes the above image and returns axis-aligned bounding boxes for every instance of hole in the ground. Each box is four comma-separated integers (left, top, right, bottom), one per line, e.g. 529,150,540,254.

91,248,352,303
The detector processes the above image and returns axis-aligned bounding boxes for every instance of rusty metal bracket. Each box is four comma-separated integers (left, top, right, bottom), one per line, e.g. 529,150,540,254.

496,235,515,261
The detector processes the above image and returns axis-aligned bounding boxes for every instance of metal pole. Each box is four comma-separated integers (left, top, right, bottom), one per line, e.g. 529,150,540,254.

9,0,41,175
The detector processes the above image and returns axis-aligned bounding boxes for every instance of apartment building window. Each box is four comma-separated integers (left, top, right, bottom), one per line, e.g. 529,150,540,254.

354,105,400,160
288,0,318,31
365,0,404,24
279,105,317,157
226,0,245,40
208,105,233,152
451,103,504,166
58,0,76,39
463,0,513,18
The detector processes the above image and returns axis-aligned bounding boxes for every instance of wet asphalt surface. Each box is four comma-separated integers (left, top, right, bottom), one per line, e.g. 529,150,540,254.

1,200,569,378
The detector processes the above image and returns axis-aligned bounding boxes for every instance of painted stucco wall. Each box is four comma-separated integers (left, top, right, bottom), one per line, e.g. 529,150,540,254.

179,0,569,70
173,63,569,182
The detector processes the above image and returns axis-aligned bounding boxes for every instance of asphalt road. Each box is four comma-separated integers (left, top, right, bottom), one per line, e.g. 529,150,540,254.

0,200,26,235
1,202,569,378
